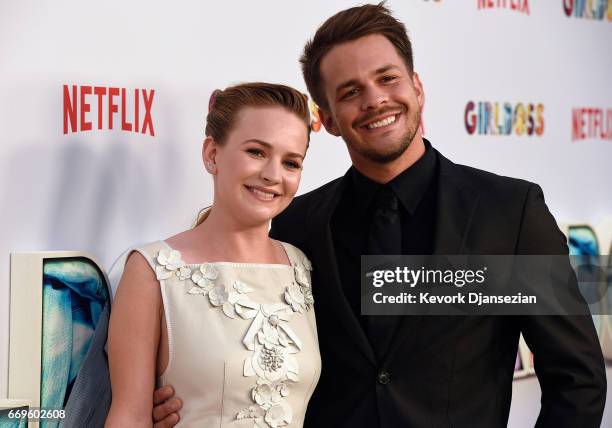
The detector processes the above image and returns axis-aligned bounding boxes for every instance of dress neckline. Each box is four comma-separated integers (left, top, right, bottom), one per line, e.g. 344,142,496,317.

160,240,294,268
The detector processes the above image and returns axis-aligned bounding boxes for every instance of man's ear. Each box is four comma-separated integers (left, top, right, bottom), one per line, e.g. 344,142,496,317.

202,136,217,174
318,108,341,137
411,72,425,111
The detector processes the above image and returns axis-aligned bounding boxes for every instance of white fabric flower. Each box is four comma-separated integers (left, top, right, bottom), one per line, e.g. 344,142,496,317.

252,343,287,381
277,382,289,398
264,401,292,427
303,288,314,310
187,286,208,295
222,301,237,318
155,249,185,279
284,283,306,312
294,265,310,288
252,382,278,408
208,284,229,306
234,280,254,294
237,405,261,420
191,263,218,291
176,266,192,281
157,249,184,270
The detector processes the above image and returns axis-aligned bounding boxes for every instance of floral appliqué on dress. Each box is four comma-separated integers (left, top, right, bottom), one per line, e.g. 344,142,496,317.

155,248,314,428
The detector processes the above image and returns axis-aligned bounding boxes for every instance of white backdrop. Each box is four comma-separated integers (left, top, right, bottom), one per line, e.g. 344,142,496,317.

1,0,611,425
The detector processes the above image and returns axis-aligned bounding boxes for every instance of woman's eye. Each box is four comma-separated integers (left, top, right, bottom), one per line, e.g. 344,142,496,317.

284,160,301,169
246,148,265,157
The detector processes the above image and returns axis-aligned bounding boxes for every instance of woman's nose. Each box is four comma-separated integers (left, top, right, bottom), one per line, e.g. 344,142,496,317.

260,158,282,184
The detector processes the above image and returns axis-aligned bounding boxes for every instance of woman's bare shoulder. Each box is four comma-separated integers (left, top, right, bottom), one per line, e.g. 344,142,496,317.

114,250,161,304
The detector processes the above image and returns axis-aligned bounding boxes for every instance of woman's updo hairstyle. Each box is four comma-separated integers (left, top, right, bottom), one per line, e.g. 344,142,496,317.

195,82,312,227
205,82,311,144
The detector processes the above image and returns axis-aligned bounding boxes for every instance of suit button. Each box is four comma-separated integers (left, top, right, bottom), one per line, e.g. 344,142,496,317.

377,371,390,385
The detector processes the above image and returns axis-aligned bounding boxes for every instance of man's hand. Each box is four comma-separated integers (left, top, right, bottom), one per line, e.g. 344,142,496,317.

153,385,182,428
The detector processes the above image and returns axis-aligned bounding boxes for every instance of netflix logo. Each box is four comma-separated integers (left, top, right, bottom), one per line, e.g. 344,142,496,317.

572,107,612,142
63,85,155,136
478,0,530,15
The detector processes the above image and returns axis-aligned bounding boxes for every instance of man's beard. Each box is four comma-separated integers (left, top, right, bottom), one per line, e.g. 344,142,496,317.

350,108,421,164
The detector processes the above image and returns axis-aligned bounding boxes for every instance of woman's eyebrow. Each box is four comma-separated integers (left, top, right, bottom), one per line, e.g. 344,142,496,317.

242,139,304,159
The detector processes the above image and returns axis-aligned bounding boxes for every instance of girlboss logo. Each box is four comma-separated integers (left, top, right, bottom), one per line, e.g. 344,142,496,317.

465,101,544,136
563,0,612,21
63,85,155,136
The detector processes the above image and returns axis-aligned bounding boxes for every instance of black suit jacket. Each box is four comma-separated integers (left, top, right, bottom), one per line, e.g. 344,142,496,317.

270,148,606,428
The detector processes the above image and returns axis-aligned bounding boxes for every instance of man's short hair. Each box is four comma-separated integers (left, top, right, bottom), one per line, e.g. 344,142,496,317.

300,2,414,111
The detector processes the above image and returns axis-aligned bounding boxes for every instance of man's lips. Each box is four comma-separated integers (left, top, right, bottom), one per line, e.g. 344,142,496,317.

355,113,402,133
354,107,405,130
362,113,399,130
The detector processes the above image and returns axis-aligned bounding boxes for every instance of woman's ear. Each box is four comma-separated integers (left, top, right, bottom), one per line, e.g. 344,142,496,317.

202,136,217,174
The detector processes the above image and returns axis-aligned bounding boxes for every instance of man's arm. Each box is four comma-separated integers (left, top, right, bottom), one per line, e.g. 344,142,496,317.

516,184,606,427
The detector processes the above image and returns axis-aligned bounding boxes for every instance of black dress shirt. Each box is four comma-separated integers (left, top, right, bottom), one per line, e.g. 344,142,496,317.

330,140,438,322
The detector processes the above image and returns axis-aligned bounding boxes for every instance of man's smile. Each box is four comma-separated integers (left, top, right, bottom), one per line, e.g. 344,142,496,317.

363,113,399,130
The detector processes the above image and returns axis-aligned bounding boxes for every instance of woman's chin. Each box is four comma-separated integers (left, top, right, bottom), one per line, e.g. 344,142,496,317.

239,206,281,226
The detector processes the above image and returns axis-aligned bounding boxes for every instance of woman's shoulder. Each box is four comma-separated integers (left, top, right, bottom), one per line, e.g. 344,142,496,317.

109,240,169,297
277,240,313,271
118,240,168,270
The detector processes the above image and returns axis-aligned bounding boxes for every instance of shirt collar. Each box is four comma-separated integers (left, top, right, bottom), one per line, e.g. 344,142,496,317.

349,138,437,216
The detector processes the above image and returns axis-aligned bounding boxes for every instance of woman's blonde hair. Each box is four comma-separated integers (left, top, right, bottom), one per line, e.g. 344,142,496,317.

194,82,311,227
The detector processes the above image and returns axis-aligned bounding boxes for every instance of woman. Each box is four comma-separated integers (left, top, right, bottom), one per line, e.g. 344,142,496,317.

106,83,321,427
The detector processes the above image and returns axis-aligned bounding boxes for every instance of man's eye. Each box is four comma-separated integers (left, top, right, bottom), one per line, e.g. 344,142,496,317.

381,75,397,83
246,148,265,157
341,88,359,100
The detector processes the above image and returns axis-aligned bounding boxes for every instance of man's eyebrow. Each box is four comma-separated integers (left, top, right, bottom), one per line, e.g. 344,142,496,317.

335,79,359,94
335,64,401,94
242,139,304,160
375,64,400,74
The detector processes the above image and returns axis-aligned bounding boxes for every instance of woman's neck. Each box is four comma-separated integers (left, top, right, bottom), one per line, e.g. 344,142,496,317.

168,206,283,264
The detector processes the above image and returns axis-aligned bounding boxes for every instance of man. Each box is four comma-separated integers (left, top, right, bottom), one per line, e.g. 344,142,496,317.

153,3,606,427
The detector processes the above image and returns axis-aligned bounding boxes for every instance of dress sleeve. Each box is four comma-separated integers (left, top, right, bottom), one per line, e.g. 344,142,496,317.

108,242,159,299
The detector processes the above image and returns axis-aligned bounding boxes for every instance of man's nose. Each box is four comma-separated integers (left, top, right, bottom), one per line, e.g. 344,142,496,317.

360,84,388,111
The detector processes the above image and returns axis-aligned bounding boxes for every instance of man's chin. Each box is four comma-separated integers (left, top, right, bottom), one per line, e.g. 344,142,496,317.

360,136,414,164
356,149,396,164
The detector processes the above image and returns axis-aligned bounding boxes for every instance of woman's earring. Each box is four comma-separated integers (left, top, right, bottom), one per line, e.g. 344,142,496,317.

205,161,215,173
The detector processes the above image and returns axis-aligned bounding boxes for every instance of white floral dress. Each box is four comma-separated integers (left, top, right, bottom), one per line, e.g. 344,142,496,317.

130,240,321,428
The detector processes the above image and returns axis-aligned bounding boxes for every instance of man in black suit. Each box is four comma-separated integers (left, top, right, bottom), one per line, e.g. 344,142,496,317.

153,3,606,427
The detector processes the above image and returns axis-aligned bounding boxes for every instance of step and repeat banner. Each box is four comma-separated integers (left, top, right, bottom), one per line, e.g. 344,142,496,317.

1,0,611,424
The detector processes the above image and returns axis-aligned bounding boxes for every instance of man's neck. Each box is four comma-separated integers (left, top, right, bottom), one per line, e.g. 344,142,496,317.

350,135,426,184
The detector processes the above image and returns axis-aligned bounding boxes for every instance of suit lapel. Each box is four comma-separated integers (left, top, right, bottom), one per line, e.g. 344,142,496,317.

307,170,377,366
382,149,480,366
433,153,481,255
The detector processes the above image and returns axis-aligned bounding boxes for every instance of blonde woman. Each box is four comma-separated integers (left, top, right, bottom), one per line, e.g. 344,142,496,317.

106,83,321,427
